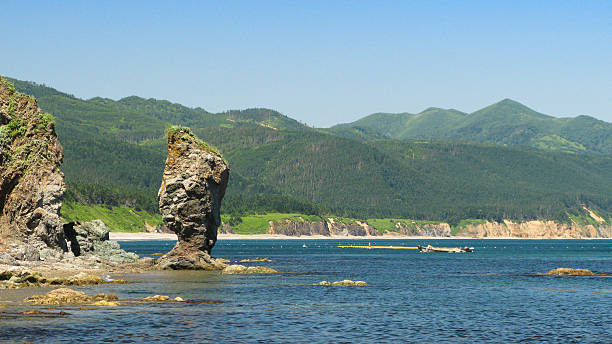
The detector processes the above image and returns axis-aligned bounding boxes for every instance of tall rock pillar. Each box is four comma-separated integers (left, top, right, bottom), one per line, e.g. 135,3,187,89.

156,127,229,270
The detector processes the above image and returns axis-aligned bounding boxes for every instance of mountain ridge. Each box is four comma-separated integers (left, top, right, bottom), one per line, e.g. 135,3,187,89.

5,76,612,227
333,98,611,154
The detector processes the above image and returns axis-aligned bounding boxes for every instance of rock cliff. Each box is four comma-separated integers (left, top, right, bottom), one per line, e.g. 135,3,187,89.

455,220,612,238
258,217,611,238
156,127,229,270
0,76,66,250
382,222,451,237
267,218,379,236
0,77,139,267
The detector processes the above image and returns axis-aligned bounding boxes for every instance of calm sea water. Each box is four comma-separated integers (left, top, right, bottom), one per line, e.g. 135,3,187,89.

1,239,611,343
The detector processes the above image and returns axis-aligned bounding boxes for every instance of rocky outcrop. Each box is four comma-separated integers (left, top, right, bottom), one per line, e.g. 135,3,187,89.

267,219,379,236
156,127,229,270
328,219,379,236
316,280,368,286
24,288,187,306
542,268,595,276
0,270,128,289
0,76,66,250
455,220,612,238
385,222,451,237
268,220,329,236
63,220,139,263
221,265,278,274
0,77,140,268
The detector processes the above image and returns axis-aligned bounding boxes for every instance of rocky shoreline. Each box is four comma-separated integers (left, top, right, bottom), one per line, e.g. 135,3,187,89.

0,79,274,287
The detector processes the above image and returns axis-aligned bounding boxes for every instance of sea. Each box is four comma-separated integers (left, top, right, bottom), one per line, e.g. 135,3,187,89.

1,239,611,343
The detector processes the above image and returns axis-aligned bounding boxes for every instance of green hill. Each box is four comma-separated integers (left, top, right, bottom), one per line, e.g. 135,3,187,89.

333,99,612,154
6,76,612,228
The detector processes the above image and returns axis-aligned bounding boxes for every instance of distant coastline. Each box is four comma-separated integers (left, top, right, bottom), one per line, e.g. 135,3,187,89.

109,232,611,241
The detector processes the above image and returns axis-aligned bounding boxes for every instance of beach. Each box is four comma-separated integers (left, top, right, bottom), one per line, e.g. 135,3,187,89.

108,232,607,241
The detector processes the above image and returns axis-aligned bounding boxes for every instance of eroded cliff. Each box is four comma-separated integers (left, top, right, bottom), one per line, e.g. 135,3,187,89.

267,218,379,236
0,77,139,268
454,220,612,238
258,217,611,238
0,76,66,250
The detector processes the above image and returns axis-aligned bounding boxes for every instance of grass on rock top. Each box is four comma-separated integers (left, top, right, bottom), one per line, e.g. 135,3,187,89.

166,125,225,162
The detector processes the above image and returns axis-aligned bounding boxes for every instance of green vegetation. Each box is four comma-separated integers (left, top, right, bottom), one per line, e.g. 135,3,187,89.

166,124,224,160
7,77,612,232
221,213,323,234
531,135,586,153
451,219,488,236
333,99,612,154
6,117,26,139
60,201,162,232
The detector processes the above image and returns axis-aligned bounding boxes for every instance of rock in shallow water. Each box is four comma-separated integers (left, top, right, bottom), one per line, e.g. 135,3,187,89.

543,268,595,276
316,280,368,286
25,288,189,306
0,270,128,288
155,127,229,270
24,288,118,305
221,264,278,274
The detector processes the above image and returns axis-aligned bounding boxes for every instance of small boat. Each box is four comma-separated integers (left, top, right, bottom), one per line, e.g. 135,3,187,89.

302,243,307,248
418,245,474,253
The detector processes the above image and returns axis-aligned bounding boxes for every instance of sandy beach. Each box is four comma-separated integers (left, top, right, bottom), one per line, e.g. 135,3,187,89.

108,232,606,241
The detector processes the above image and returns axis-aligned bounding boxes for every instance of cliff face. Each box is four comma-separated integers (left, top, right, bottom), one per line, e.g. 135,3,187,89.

267,219,379,236
156,127,229,270
268,221,330,236
0,77,66,250
455,220,612,238
260,218,611,238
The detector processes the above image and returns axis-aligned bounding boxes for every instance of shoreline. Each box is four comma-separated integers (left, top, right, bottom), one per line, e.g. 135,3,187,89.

109,232,612,241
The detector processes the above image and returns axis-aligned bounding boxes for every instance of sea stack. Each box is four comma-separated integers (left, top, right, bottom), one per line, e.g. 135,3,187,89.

0,76,67,251
156,126,229,270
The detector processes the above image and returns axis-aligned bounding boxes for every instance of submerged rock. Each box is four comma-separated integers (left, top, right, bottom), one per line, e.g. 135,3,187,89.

24,288,118,305
156,127,229,270
24,288,189,306
0,269,128,288
316,280,368,286
542,268,595,276
142,295,170,302
238,257,272,263
221,264,278,274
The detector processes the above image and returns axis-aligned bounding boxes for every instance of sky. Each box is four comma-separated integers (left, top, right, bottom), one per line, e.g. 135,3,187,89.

2,0,611,127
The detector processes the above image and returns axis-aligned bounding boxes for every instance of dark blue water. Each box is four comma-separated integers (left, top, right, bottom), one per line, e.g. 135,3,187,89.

1,239,611,343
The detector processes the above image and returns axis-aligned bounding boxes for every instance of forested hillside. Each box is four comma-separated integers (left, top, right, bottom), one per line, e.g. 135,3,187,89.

333,99,612,154
7,77,612,227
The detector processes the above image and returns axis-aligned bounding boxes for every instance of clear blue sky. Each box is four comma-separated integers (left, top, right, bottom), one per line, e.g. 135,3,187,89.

2,0,611,126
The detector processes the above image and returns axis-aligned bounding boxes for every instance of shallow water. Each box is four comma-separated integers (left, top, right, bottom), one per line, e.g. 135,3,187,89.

1,239,611,343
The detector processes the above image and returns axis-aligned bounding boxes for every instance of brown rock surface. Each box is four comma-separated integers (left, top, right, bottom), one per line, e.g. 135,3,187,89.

543,268,595,276
316,280,368,286
156,127,229,270
221,264,278,274
0,76,66,250
24,288,118,305
455,220,612,238
266,218,379,236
